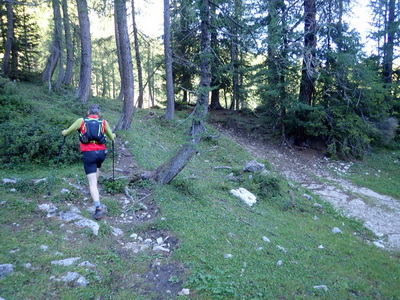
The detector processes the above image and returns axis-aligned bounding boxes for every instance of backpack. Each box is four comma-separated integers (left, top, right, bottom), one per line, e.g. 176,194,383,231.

79,117,107,144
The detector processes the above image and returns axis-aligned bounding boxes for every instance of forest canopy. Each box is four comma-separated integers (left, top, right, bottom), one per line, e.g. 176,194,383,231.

0,0,399,159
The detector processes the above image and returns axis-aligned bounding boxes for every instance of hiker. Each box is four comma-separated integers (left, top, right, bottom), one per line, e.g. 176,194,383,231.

62,104,115,220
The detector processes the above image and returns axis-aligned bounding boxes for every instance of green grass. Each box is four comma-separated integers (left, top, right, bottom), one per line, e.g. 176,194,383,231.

0,82,399,299
343,149,400,199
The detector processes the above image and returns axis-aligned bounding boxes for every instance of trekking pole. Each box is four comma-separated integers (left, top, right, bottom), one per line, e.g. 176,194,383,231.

112,140,115,195
48,136,66,196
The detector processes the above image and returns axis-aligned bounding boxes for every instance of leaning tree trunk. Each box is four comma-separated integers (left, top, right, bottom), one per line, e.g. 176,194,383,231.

42,0,63,86
75,0,92,103
114,0,135,131
154,0,211,184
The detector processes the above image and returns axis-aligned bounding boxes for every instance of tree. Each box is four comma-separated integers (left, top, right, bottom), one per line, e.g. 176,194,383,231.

153,0,211,184
164,0,175,120
131,0,144,108
41,0,63,88
76,0,92,103
1,0,14,76
61,0,73,85
299,0,317,105
114,0,135,130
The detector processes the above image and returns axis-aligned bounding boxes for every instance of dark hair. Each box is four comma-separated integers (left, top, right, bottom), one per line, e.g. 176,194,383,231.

88,104,101,115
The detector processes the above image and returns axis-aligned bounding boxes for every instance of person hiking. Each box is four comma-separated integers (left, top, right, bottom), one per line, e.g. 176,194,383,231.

62,104,115,220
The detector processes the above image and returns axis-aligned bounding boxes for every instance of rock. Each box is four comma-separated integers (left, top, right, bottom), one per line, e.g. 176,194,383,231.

276,245,287,253
313,285,328,291
111,226,124,236
40,245,48,251
33,178,47,184
224,254,233,258
262,236,271,243
51,257,81,266
23,263,32,269
243,160,265,172
77,261,95,268
276,260,283,266
177,288,190,296
230,188,257,206
318,244,324,249
2,178,17,184
156,237,164,245
60,188,71,194
0,264,14,279
332,227,343,234
54,272,89,287
153,245,170,252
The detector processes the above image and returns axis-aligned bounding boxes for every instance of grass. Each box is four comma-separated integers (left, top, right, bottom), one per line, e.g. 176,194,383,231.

342,149,400,200
0,82,399,299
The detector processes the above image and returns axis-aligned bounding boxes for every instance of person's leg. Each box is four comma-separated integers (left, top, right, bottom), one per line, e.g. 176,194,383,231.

87,172,101,206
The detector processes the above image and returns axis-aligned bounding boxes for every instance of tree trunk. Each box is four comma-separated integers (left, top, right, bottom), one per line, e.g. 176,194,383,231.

154,0,211,184
114,0,135,131
62,0,74,85
42,0,63,86
382,0,395,85
75,0,92,103
1,0,13,76
163,0,175,120
299,0,317,105
131,0,144,108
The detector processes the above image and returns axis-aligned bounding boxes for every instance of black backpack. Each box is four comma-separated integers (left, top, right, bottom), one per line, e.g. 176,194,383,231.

79,117,106,144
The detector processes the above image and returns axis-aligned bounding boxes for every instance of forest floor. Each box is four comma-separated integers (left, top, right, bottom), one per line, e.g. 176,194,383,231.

208,111,400,251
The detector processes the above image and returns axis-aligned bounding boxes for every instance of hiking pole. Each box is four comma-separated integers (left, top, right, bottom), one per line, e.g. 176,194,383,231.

112,140,115,195
48,136,66,196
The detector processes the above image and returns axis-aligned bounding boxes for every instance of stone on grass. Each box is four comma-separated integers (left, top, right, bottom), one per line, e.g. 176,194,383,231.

243,160,265,172
332,227,343,234
51,257,81,266
178,288,190,296
2,178,17,184
0,264,14,279
262,236,271,243
276,260,283,266
77,261,95,268
313,285,328,291
276,245,287,253
230,188,257,206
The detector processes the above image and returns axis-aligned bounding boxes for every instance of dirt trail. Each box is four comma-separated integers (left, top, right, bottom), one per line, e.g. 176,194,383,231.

214,123,400,251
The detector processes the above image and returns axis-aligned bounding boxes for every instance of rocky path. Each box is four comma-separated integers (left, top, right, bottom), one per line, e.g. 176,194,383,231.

215,124,400,251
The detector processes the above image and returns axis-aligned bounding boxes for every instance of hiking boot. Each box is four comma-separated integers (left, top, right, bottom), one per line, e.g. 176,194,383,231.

93,207,104,220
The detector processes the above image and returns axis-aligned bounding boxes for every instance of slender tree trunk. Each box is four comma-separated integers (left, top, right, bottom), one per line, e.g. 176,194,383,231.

75,0,92,103
1,0,13,76
62,0,74,85
114,0,135,131
154,0,211,184
42,0,63,85
299,0,317,105
382,0,395,85
131,0,144,108
53,0,64,89
210,3,223,110
163,0,175,120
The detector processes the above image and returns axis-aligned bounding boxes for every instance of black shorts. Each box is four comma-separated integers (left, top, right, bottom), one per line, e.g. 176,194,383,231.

82,150,107,175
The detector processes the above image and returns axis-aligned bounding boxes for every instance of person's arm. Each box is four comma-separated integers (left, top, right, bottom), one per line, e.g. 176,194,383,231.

104,120,115,141
62,118,83,136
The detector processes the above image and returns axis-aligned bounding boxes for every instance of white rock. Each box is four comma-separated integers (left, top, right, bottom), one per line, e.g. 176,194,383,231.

313,285,328,291
77,261,95,268
111,226,124,236
156,237,164,244
230,188,257,206
130,233,138,239
60,188,70,194
40,245,48,251
276,245,287,253
2,178,17,184
262,236,270,243
318,244,324,249
332,227,343,234
177,288,190,296
153,245,170,252
51,257,81,266
276,260,283,266
224,254,233,258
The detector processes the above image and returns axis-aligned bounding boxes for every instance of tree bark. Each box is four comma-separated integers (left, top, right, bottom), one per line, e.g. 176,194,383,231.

131,0,144,108
382,0,395,85
114,0,135,131
61,0,74,85
42,0,63,86
1,0,14,76
163,0,175,120
75,0,92,103
154,0,211,184
299,0,317,106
